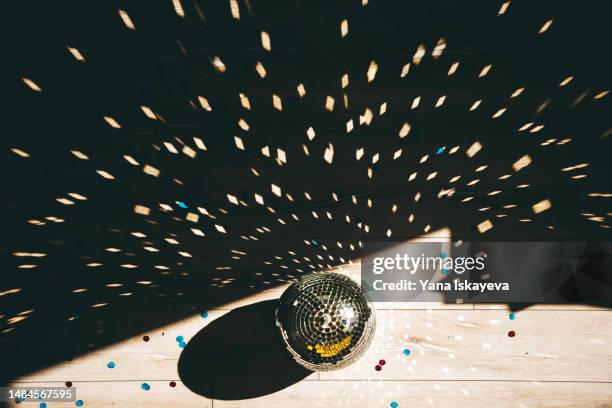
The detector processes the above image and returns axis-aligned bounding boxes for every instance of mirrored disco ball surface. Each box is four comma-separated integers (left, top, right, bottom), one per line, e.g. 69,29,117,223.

275,272,376,371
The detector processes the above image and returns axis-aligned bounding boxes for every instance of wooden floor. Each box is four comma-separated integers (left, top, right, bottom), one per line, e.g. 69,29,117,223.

8,265,612,408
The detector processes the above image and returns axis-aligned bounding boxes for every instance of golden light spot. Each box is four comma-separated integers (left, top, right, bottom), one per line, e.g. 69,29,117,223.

118,9,135,30
432,38,446,58
261,31,272,51
172,0,185,17
469,100,482,111
594,90,609,100
478,64,492,77
229,0,240,20
412,44,426,65
367,61,378,82
297,83,306,97
559,76,574,87
538,19,554,34
325,96,335,112
67,46,85,62
255,62,267,78
477,220,493,233
411,96,421,109
340,19,349,37
400,63,410,78
532,199,552,214
143,165,160,177
198,96,212,111
498,1,510,15
466,141,482,158
511,87,525,97
22,78,42,92
398,122,411,138
96,170,115,180
71,150,89,160
211,56,226,73
435,95,446,107
447,61,459,76
103,116,121,129
11,148,30,158
512,155,532,172
324,143,334,164
492,107,506,118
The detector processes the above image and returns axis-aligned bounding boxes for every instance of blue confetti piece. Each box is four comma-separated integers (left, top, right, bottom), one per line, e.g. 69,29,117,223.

439,251,447,258
403,348,411,356
40,403,47,408
509,312,516,320
311,240,319,246
75,400,84,407
176,335,184,343
141,383,151,391
107,361,116,369
200,311,209,318
441,268,449,275
177,201,188,209
436,146,446,155
391,401,399,408
179,341,186,348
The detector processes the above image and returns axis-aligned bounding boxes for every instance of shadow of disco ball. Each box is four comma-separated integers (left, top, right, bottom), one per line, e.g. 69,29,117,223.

275,272,376,371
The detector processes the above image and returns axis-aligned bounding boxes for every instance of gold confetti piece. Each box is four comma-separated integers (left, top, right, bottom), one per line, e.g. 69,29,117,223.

411,96,421,109
477,220,493,233
529,124,545,133
412,44,426,65
261,146,270,157
372,153,380,164
21,77,42,92
238,118,250,131
594,90,609,99
511,87,525,97
325,95,335,111
261,31,272,51
588,193,612,198
432,38,446,58
186,212,199,223
140,106,156,119
103,116,121,129
214,224,227,233
341,73,349,88
449,146,460,154
179,251,193,257
96,170,115,180
561,163,589,171
420,155,429,163
340,19,349,37
11,148,30,158
475,165,488,172
367,61,378,82
393,149,402,160
229,0,240,20
356,147,364,160
498,1,510,15
324,143,334,164
118,9,135,30
398,122,411,138
532,199,552,214
143,164,160,177
239,93,251,110
448,62,459,76
400,63,410,78
435,95,446,107
518,122,533,131
192,228,205,236
469,100,482,111
272,94,282,111
466,141,482,158
134,205,150,216
467,179,480,186
297,83,306,97
492,107,506,118
0,288,22,297
255,62,267,78
234,136,245,150
277,148,287,163
193,137,207,151
449,175,461,183
426,171,437,180
512,155,532,171
211,56,226,73
409,172,417,181
414,192,421,202
538,19,554,34
367,167,373,178
479,64,492,77
172,0,185,17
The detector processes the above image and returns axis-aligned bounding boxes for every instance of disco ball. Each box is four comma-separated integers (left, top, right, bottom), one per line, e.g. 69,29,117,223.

275,272,376,371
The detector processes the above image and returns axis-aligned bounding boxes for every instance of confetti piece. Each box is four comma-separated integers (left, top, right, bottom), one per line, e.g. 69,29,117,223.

261,31,272,51
367,61,378,82
538,19,554,34
509,313,516,320
403,348,411,356
143,336,150,342
107,361,116,369
141,383,151,391
508,331,516,337
391,402,399,408
340,19,349,37
118,9,135,30
375,364,382,371
169,381,177,387
512,155,532,171
532,199,551,214
200,311,209,318
477,220,493,234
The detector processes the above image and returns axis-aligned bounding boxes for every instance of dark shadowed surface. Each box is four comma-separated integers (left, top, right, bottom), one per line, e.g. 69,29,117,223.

178,300,312,399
